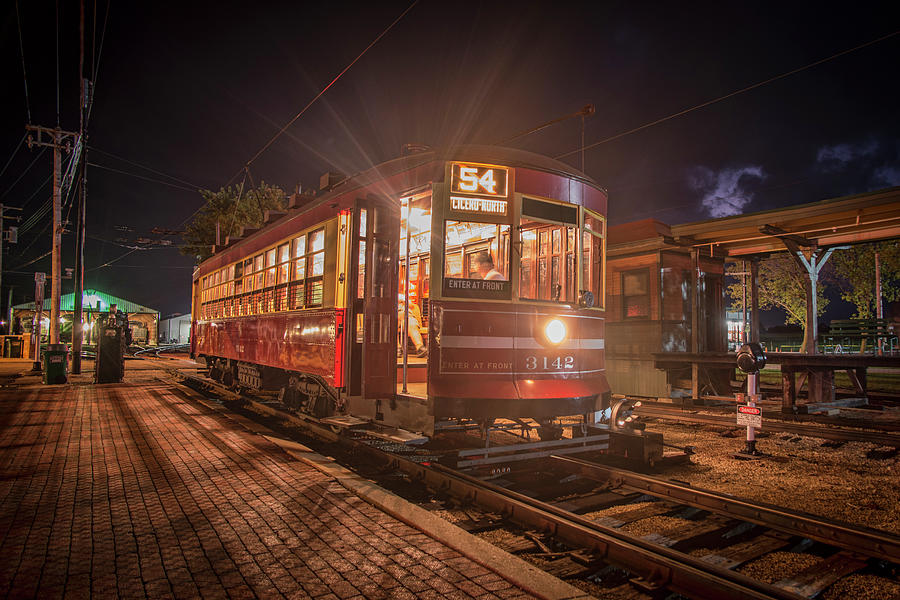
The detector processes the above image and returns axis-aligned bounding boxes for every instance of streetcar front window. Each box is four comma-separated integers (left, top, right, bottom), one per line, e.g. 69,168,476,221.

443,221,510,281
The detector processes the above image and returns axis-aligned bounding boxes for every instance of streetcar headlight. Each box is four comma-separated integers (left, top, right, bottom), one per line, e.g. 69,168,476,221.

544,319,567,345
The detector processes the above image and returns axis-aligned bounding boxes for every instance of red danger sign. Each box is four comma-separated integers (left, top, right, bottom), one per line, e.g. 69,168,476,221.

737,405,762,428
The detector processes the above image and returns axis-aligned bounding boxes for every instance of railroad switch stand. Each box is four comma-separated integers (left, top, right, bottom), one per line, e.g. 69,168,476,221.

735,343,767,460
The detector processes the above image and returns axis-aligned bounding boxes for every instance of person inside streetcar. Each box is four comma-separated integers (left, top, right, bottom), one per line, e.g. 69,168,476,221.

473,251,505,281
398,294,427,357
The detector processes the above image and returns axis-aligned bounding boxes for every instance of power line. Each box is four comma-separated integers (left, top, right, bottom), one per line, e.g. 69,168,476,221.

88,248,137,271
20,197,51,232
13,220,50,259
223,0,419,188
87,162,197,192
11,250,51,271
0,146,47,200
89,146,202,189
86,0,110,126
19,176,51,211
14,1,31,124
555,29,900,161
0,135,27,182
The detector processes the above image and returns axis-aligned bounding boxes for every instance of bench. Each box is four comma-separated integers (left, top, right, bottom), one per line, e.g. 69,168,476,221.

821,319,898,355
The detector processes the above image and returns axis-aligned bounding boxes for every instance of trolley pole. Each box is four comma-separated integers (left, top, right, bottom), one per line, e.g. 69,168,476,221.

25,125,78,346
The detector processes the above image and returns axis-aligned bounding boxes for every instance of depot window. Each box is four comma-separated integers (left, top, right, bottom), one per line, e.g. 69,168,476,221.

623,269,650,318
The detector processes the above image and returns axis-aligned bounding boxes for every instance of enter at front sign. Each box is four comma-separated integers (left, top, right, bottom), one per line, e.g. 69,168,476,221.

737,405,762,428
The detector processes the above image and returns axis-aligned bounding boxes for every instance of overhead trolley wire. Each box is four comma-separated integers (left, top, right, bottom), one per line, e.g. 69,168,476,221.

222,0,419,188
87,162,197,192
89,146,202,189
555,29,900,161
88,248,138,271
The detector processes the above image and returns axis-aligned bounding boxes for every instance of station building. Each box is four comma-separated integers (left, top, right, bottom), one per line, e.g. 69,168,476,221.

605,186,900,409
13,289,159,346
158,313,192,345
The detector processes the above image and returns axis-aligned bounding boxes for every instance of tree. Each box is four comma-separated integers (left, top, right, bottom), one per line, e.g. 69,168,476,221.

829,241,900,319
726,254,829,350
181,182,287,262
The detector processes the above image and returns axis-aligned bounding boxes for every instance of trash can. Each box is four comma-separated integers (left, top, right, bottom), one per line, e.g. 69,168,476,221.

95,324,124,384
7,337,23,358
43,343,69,384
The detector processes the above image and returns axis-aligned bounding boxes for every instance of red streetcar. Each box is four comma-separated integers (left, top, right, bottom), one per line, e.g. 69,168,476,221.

191,146,609,439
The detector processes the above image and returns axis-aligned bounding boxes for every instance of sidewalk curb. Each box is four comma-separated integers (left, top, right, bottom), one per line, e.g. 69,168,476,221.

184,390,594,600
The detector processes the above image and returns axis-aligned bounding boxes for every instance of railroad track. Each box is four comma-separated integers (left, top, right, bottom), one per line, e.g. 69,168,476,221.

156,362,900,599
634,403,900,448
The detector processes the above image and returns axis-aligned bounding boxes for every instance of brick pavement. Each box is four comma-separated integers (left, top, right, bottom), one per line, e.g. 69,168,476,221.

0,379,541,599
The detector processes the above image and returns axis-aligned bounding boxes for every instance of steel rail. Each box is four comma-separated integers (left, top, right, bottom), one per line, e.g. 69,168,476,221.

635,405,900,447
158,364,801,599
553,455,900,564
401,461,803,600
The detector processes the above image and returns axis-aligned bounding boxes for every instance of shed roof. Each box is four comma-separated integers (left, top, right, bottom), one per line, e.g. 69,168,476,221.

13,289,158,315
608,186,900,258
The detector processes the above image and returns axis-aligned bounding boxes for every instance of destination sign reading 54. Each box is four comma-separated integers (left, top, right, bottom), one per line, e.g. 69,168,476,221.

451,163,508,197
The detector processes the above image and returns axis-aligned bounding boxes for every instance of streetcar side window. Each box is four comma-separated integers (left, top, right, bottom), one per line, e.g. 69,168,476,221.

582,208,605,309
291,235,306,309
307,228,325,306
287,227,325,309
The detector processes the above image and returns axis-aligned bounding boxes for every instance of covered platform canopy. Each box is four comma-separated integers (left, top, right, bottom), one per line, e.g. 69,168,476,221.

669,185,900,257
642,186,900,410
672,186,900,351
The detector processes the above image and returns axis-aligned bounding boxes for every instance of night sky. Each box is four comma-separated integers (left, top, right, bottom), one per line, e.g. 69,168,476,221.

2,1,898,319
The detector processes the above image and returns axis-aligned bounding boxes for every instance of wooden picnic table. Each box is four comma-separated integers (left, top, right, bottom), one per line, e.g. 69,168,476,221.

652,351,900,412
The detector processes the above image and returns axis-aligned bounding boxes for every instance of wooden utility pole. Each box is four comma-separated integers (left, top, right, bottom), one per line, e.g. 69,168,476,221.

0,204,22,331
25,125,77,345
72,0,89,374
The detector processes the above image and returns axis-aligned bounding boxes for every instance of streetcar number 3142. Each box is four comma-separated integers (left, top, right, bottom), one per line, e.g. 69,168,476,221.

525,356,574,370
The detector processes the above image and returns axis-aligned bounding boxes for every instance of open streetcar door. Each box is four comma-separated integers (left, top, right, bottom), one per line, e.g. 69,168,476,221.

348,197,399,401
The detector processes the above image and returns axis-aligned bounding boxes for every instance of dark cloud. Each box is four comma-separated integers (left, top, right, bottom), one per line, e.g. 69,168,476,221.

814,137,900,192
815,139,879,171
